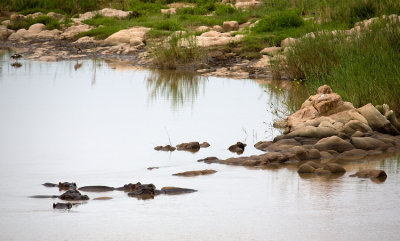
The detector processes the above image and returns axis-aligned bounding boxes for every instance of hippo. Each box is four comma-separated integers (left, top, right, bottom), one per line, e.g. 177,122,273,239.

42,182,77,190
128,184,156,199
53,203,72,209
115,182,143,192
228,142,247,154
78,186,115,192
59,189,89,201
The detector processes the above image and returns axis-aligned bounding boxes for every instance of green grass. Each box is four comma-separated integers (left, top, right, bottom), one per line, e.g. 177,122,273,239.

283,18,400,111
150,33,206,70
8,15,61,30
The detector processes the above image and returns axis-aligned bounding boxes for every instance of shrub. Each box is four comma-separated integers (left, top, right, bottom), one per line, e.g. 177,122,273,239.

283,19,400,111
252,9,304,33
150,33,206,70
8,15,60,30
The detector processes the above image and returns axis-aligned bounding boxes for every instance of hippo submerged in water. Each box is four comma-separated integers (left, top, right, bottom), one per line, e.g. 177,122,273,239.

42,182,77,190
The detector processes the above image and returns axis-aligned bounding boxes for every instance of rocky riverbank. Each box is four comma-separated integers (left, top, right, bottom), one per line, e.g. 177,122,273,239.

198,85,400,177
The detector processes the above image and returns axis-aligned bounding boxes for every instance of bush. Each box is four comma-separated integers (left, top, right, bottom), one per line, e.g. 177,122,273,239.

150,33,206,70
252,9,304,33
8,15,60,30
283,19,400,111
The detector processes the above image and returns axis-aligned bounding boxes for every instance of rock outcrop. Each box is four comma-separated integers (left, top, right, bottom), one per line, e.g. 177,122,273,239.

198,85,400,171
173,169,217,177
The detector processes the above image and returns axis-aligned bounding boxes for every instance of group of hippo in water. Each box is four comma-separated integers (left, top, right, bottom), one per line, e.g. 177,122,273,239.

32,181,197,210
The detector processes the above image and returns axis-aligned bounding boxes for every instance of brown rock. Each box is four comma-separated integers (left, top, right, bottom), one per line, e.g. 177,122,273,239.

351,137,391,150
254,141,273,151
314,136,354,153
315,168,332,175
323,163,346,173
93,197,112,200
297,163,315,173
337,149,367,161
358,103,398,134
264,152,286,163
304,161,322,169
197,156,219,164
317,85,333,94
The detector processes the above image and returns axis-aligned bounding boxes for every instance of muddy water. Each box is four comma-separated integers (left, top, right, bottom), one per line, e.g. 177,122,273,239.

0,51,399,241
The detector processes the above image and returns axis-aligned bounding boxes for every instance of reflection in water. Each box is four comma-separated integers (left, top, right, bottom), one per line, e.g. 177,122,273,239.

74,61,82,71
146,70,206,109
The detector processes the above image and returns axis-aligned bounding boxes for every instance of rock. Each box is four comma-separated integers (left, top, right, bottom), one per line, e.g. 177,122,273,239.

314,136,354,153
235,0,262,9
297,163,315,173
323,163,346,173
222,21,239,31
260,46,281,56
77,8,131,21
320,151,335,163
228,142,247,154
154,145,176,151
351,131,365,138
358,103,398,134
343,120,372,135
128,184,156,199
317,85,333,94
161,8,177,14
47,12,64,20
304,161,322,169
264,152,286,163
53,203,72,209
78,186,115,192
288,126,337,139
0,25,12,40
254,141,272,151
197,156,219,164
160,186,197,195
337,149,367,161
28,23,46,33
36,29,62,40
176,142,201,152
350,169,387,179
61,24,94,39
10,14,26,22
26,12,43,19
281,37,297,47
104,27,149,46
173,169,217,177
298,148,321,160
200,142,210,148
59,190,89,201
212,25,223,32
315,168,332,175
74,36,97,44
351,137,391,150
147,167,159,170
196,26,210,32
1,20,10,27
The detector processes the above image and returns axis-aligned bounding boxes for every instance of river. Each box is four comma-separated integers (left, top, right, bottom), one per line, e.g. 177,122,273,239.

0,50,399,241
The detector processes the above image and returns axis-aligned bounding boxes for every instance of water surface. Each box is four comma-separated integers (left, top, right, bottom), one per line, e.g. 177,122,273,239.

0,51,399,241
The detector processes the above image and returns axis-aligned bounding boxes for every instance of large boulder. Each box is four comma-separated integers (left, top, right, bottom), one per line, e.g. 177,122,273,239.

350,136,392,150
222,21,239,31
104,27,150,46
337,149,367,161
28,23,46,33
235,0,262,9
314,136,354,153
0,25,13,40
76,8,131,21
61,23,94,39
357,103,398,134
